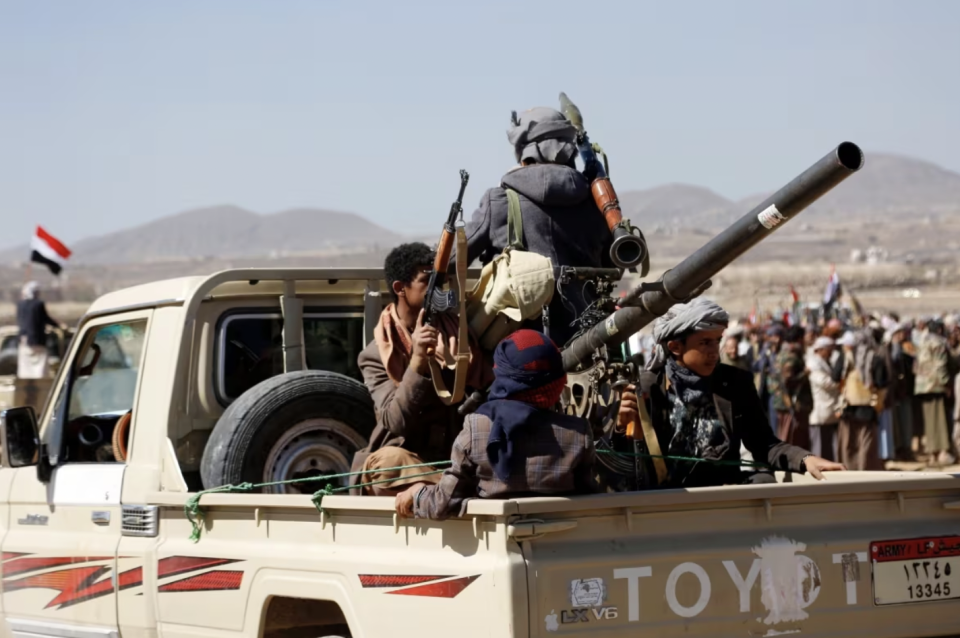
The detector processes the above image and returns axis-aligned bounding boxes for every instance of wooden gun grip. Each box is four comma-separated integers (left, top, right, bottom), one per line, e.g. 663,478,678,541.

591,177,624,231
434,228,455,272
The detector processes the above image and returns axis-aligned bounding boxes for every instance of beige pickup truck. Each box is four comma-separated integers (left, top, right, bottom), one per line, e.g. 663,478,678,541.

0,268,959,638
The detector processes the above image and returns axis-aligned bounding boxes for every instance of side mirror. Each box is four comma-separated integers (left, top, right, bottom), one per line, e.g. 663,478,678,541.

0,407,40,468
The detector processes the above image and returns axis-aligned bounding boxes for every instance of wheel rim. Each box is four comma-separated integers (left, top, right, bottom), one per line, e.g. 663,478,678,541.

262,418,367,495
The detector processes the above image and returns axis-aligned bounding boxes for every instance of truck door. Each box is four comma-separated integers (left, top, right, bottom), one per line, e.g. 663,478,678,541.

1,312,152,638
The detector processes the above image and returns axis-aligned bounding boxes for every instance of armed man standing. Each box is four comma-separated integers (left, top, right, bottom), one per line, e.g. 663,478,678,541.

16,281,65,379
460,105,615,346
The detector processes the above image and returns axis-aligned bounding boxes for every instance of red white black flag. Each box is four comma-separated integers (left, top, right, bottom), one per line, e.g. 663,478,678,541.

30,226,72,275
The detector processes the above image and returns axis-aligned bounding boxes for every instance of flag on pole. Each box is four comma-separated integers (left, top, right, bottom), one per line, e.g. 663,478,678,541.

823,264,841,306
29,226,71,275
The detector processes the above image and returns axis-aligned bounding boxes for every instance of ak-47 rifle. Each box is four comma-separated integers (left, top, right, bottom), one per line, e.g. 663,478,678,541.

559,92,650,276
424,169,470,327
422,169,472,406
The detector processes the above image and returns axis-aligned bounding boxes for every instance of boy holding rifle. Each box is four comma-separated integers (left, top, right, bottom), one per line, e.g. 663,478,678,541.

351,243,492,495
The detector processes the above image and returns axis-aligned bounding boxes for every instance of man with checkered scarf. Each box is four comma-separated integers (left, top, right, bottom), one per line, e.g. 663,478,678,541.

395,329,598,520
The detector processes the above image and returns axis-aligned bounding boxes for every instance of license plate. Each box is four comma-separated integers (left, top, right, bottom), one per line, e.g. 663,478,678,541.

872,536,960,605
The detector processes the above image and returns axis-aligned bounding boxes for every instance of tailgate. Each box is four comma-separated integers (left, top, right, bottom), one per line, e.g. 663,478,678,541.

514,474,960,638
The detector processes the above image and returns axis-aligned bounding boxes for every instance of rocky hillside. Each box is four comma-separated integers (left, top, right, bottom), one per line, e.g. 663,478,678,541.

2,152,958,265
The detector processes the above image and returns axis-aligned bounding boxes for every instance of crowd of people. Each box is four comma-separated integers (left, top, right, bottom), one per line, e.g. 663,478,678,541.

634,310,960,471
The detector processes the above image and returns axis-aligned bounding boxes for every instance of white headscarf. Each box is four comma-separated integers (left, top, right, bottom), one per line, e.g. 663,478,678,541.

21,281,39,300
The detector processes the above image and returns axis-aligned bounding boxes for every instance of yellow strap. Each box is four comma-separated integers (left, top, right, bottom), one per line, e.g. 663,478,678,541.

428,227,470,406
637,395,667,485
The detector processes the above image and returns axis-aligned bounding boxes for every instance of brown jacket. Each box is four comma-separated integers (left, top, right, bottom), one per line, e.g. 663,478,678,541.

413,411,598,520
353,340,465,469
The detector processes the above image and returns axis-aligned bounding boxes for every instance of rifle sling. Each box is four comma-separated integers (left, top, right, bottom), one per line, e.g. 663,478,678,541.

638,394,667,486
505,188,524,250
637,371,667,486
428,226,470,406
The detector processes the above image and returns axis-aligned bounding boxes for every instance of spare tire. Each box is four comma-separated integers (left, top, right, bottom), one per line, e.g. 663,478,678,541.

201,370,375,493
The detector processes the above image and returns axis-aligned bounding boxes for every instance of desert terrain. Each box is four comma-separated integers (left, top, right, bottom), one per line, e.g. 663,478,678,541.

1,151,958,326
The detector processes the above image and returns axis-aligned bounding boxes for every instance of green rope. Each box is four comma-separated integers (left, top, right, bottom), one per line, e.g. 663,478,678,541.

185,460,451,542
184,449,773,541
185,482,255,542
310,468,447,512
597,448,772,469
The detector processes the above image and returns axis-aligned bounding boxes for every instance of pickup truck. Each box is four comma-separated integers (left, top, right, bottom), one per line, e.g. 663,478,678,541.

0,268,958,638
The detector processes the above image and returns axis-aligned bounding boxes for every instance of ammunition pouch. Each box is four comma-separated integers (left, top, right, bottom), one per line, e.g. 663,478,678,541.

466,188,555,350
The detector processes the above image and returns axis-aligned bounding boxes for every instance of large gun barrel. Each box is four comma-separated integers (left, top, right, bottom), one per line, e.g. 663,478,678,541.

562,142,864,371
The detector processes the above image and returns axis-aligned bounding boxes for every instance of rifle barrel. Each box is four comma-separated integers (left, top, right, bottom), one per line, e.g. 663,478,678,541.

562,142,864,371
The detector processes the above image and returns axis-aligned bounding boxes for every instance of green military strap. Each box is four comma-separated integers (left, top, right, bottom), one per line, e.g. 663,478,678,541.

505,188,524,250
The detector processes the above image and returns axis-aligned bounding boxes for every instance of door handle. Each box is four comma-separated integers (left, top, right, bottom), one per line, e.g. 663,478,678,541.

92,511,111,525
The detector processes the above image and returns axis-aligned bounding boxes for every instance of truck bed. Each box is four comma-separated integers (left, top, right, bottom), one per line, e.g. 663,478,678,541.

147,471,960,638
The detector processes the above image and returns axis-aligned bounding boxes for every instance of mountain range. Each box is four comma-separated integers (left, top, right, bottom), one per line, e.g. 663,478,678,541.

2,152,959,265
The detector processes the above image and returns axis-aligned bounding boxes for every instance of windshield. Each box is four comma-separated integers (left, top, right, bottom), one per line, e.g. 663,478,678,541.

68,321,148,419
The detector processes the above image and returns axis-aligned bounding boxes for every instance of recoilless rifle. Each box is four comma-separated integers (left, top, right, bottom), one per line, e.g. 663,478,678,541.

559,142,864,488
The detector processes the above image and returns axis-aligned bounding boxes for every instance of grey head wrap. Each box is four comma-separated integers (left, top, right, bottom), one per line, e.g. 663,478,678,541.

646,297,730,371
507,107,578,165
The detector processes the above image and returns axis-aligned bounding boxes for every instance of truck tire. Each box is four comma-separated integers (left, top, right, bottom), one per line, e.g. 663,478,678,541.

201,371,375,493
0,350,17,376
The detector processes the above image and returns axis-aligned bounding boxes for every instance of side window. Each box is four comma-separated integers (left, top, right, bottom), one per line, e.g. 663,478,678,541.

221,316,284,400
219,313,364,403
60,320,148,463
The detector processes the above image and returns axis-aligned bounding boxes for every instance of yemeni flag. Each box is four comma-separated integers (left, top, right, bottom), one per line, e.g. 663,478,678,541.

30,226,72,275
822,264,841,306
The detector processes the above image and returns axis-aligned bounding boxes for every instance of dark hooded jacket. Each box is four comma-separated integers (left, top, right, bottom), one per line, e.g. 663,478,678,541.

462,163,614,346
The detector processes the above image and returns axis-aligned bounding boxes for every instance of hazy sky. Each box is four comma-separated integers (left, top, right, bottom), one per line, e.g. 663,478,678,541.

1,0,958,250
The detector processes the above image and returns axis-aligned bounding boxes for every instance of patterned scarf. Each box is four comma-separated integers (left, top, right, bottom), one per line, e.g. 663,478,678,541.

664,359,730,475
478,330,567,481
373,303,492,390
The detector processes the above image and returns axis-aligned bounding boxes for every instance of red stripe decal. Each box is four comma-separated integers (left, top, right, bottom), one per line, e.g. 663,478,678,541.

157,556,238,579
116,566,144,592
359,575,451,588
2,556,112,578
386,575,479,598
2,552,29,562
36,226,72,259
3,565,114,609
158,570,243,593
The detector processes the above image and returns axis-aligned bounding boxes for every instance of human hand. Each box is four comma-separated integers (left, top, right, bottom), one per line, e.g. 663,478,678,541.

395,484,423,518
411,309,439,373
803,455,846,480
617,385,642,437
